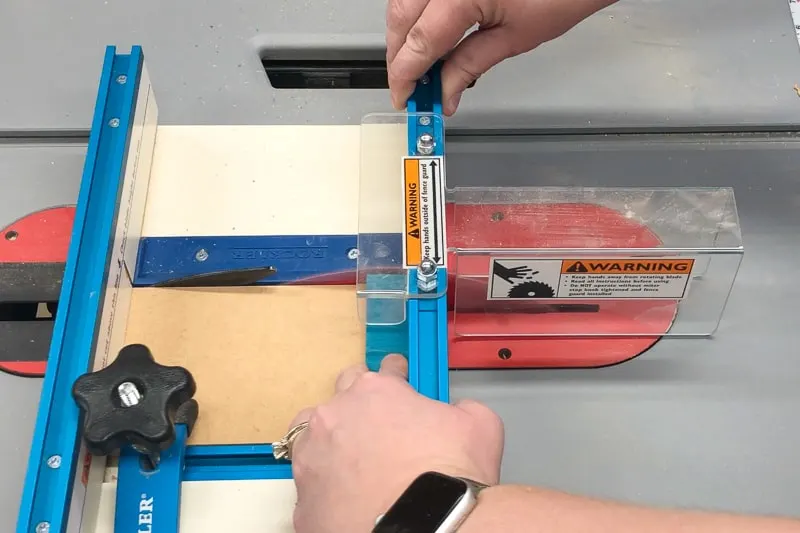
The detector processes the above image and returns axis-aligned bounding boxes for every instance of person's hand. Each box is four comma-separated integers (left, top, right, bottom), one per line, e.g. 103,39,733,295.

288,355,505,533
386,0,618,115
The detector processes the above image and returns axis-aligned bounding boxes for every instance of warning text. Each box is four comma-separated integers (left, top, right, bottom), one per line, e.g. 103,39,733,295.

403,158,421,265
487,257,695,300
562,259,694,274
559,273,689,298
402,156,446,267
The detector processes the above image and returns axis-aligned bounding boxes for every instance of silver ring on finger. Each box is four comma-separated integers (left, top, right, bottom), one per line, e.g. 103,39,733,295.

272,421,309,461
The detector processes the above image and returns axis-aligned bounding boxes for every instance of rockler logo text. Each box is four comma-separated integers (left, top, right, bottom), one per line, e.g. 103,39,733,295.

231,247,326,260
138,493,154,532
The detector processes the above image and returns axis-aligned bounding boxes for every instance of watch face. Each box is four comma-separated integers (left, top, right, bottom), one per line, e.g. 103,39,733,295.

373,472,468,533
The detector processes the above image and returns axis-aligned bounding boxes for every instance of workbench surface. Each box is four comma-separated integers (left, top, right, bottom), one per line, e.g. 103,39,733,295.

3,0,800,530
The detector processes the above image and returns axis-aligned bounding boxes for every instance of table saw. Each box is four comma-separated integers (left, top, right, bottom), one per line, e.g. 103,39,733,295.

4,1,800,532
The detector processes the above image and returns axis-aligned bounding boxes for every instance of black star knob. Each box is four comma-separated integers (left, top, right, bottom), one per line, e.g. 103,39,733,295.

72,344,199,458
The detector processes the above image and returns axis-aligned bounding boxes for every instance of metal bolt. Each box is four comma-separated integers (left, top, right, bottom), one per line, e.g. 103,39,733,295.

419,258,437,276
347,248,359,260
36,522,50,533
132,444,151,456
420,75,430,85
416,257,438,292
117,75,127,84
118,382,141,407
416,133,435,155
195,248,209,262
108,118,120,128
46,455,61,469
498,348,512,360
419,116,431,126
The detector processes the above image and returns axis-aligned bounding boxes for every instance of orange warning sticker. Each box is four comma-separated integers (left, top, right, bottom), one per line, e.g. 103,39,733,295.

402,156,446,268
561,259,694,275
403,158,421,266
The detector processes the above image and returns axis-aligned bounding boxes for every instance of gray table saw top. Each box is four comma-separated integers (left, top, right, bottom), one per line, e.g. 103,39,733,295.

0,143,85,531
3,0,800,530
2,0,800,131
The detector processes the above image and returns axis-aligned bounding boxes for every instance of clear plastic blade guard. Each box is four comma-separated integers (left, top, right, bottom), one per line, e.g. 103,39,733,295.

356,112,447,326
448,186,744,338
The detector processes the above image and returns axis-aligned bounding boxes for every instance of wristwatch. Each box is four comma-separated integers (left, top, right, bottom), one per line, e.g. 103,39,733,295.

372,471,489,533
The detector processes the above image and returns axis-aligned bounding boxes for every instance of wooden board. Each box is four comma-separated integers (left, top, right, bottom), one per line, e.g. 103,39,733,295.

123,285,364,444
142,124,405,238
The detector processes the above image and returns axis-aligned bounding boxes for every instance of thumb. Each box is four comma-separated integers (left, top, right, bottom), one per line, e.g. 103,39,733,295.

455,399,505,440
440,26,515,115
455,398,505,482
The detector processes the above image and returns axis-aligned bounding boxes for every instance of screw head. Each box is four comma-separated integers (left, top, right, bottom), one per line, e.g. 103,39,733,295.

118,381,142,407
418,257,437,276
46,455,61,469
195,249,209,262
108,118,120,128
117,75,127,84
347,248,359,260
417,133,435,155
420,75,430,85
498,348,512,360
36,522,50,533
416,258,438,292
419,116,431,126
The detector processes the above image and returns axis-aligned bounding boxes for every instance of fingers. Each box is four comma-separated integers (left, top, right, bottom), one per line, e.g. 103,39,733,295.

288,407,313,429
388,0,479,110
386,0,430,109
289,355,407,464
386,0,429,65
440,26,513,114
335,363,368,393
379,354,409,380
335,356,407,395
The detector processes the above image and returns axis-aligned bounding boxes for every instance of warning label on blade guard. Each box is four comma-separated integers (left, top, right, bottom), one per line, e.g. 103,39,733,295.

487,258,695,300
402,156,446,268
